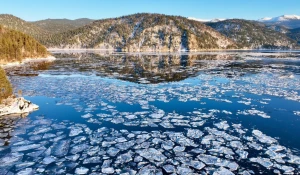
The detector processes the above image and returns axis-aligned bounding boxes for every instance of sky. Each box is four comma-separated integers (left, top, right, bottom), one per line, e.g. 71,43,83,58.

1,0,300,21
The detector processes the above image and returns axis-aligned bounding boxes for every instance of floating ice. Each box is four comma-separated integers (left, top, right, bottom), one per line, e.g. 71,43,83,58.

102,167,115,174
70,144,89,154
75,167,89,174
42,156,56,165
16,168,33,175
161,140,174,150
213,167,235,175
52,139,70,157
250,157,273,168
81,113,93,118
69,127,83,137
137,148,167,162
0,152,23,167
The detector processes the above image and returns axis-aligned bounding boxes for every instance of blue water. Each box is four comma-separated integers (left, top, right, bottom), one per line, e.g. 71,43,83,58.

1,51,300,174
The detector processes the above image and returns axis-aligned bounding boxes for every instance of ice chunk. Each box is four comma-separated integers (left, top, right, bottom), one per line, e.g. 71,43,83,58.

107,147,120,157
75,167,89,174
137,148,166,162
116,152,133,164
83,156,101,164
236,149,248,159
0,152,23,167
65,154,80,161
161,140,174,150
11,144,41,152
102,167,115,174
186,129,204,138
138,165,163,175
197,154,218,165
252,130,276,144
187,161,205,170
70,144,89,154
81,113,93,118
213,167,234,175
267,145,285,152
214,121,230,130
177,166,193,175
250,157,273,168
16,168,33,175
52,139,70,157
42,156,56,165
163,164,175,173
15,162,35,171
174,146,185,152
69,127,83,137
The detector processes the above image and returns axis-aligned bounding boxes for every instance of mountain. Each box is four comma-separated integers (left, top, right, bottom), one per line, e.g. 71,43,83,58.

0,14,50,42
288,28,300,44
45,13,237,51
206,19,296,49
31,18,94,33
259,15,300,29
188,17,227,23
0,25,48,63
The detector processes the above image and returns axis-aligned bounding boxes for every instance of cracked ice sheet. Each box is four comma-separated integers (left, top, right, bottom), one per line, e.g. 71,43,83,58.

0,116,299,174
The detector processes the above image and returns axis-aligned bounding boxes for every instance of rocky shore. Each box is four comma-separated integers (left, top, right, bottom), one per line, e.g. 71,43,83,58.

0,97,39,117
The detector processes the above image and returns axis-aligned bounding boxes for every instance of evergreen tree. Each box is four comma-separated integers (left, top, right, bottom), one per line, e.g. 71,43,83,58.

0,67,12,102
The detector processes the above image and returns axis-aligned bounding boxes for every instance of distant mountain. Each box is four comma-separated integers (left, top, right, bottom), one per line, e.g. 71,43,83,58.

31,18,94,33
207,19,296,49
188,17,226,23
0,25,48,63
46,13,237,51
0,14,50,42
259,15,300,29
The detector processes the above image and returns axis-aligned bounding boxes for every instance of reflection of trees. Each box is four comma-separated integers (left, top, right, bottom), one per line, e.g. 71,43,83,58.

0,116,23,146
7,52,241,84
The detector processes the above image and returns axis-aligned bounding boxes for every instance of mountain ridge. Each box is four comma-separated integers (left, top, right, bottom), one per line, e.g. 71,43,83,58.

44,13,237,51
31,18,94,34
0,13,299,51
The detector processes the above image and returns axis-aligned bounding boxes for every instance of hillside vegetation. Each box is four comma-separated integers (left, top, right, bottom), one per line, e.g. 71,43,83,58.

0,14,50,43
0,25,48,63
44,13,237,51
0,67,12,102
206,19,296,49
31,18,94,34
288,28,300,44
0,13,298,50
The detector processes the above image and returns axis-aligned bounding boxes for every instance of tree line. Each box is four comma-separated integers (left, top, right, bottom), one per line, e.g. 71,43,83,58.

0,25,48,63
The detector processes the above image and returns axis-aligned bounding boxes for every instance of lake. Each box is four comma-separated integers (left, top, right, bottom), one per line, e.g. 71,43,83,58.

1,51,300,174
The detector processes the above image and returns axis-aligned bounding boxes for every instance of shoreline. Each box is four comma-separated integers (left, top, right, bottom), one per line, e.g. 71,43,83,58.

0,55,56,68
48,48,300,53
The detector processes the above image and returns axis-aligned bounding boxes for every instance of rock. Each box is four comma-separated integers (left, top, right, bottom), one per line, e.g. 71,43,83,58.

0,97,39,116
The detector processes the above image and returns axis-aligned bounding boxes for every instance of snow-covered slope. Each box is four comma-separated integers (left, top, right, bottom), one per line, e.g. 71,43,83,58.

259,15,300,29
259,15,300,22
188,17,226,23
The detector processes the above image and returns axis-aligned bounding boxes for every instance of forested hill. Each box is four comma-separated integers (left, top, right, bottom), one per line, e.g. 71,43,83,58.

0,14,50,43
31,18,94,34
0,25,48,63
206,19,296,49
44,13,237,51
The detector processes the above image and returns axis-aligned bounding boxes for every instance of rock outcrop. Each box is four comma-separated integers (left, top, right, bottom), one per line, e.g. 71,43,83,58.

0,97,39,117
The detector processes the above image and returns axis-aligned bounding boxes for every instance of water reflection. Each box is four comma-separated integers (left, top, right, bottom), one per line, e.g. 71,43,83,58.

6,52,242,84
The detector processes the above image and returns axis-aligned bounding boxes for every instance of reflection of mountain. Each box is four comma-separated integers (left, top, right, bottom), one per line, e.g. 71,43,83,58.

50,53,238,83
6,52,240,83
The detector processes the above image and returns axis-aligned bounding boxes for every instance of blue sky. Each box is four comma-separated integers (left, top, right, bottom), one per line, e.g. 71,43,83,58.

1,0,299,21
